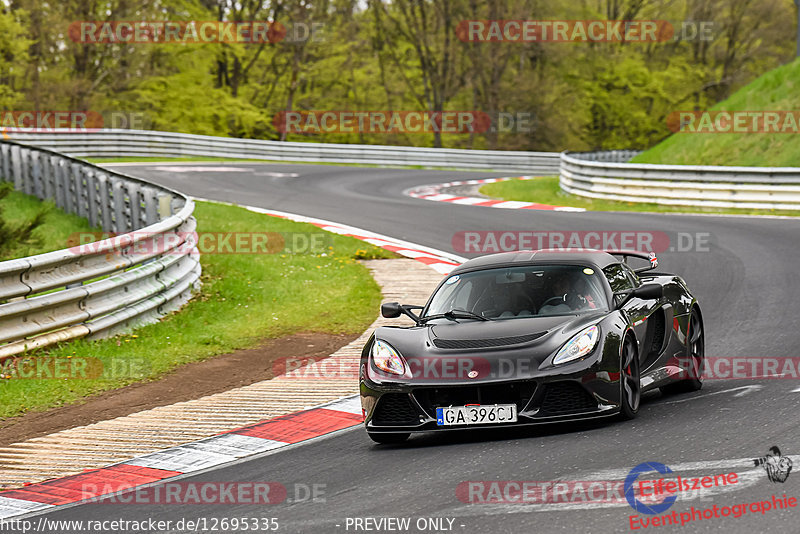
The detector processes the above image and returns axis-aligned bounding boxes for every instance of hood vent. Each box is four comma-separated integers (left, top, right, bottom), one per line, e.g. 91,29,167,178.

432,332,546,350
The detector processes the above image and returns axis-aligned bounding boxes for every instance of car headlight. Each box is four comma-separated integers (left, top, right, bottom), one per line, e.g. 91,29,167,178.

553,325,600,365
371,339,406,375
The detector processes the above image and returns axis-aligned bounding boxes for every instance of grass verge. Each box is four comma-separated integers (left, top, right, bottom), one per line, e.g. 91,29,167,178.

0,200,395,419
480,177,800,217
632,58,800,167
0,185,98,261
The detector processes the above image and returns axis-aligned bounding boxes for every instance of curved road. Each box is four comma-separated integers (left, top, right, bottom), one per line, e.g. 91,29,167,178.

35,163,800,533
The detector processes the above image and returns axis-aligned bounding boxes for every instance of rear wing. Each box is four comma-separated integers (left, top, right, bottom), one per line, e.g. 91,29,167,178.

607,250,658,273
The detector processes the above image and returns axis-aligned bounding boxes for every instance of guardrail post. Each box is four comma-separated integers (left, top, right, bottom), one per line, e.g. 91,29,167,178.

96,173,113,231
111,177,129,233
20,147,33,195
42,154,56,201
85,169,99,229
127,182,142,230
11,145,21,190
0,144,9,183
142,186,158,225
54,157,67,210
158,193,173,218
171,196,182,216
32,150,46,197
64,162,81,214
70,162,87,220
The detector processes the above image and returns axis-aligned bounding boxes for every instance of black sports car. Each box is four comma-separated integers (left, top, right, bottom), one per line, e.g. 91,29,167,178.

359,249,704,444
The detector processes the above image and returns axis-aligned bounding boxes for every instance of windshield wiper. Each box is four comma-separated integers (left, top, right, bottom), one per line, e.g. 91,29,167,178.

420,308,490,323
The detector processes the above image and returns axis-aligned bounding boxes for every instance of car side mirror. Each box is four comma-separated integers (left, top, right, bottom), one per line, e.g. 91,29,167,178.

381,302,402,318
632,283,663,300
381,302,423,323
614,283,663,309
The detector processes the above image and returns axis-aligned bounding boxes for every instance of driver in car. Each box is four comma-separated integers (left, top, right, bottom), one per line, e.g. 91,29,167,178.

540,271,598,313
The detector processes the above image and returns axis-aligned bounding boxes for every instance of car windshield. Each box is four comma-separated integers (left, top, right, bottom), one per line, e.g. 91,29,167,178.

425,265,609,320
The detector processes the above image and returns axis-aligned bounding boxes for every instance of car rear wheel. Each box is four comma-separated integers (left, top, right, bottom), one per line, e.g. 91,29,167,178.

368,432,410,444
620,336,640,420
661,310,704,395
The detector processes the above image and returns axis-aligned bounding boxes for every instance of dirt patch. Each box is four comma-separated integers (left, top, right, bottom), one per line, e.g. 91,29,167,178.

0,332,355,447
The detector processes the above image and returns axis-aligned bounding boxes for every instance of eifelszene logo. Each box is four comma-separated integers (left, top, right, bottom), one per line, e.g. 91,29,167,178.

625,462,677,515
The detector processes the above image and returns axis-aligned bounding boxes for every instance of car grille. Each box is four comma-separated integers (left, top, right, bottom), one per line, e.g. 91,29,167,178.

372,394,420,425
413,382,537,418
537,382,597,415
432,332,546,350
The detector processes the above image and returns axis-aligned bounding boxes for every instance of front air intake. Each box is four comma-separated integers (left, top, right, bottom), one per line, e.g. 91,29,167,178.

432,332,545,349
372,394,420,425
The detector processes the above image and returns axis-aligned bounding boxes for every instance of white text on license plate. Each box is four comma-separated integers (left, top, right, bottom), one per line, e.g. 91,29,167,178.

436,404,517,426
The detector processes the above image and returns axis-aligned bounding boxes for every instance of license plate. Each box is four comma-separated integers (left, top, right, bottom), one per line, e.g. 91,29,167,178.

436,404,517,426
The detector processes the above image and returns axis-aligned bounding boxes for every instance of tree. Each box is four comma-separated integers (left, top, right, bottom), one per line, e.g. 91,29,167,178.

796,0,800,57
0,4,30,109
369,0,466,147
209,0,285,98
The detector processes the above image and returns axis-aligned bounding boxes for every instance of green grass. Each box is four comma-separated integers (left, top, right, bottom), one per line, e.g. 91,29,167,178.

633,58,800,167
0,187,98,260
0,200,395,419
486,60,800,215
480,176,800,217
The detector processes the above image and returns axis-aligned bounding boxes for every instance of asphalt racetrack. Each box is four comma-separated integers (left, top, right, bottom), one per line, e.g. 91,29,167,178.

32,162,800,533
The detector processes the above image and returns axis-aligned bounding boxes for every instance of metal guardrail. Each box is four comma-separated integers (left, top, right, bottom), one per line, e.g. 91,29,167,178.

560,151,800,210
21,129,800,210
8,129,563,174
0,140,200,360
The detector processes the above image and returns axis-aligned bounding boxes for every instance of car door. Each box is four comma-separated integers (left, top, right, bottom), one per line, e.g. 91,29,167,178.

603,263,651,348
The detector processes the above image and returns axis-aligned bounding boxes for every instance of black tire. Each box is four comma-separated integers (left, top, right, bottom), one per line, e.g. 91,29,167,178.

660,310,704,395
619,336,641,420
368,432,410,444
